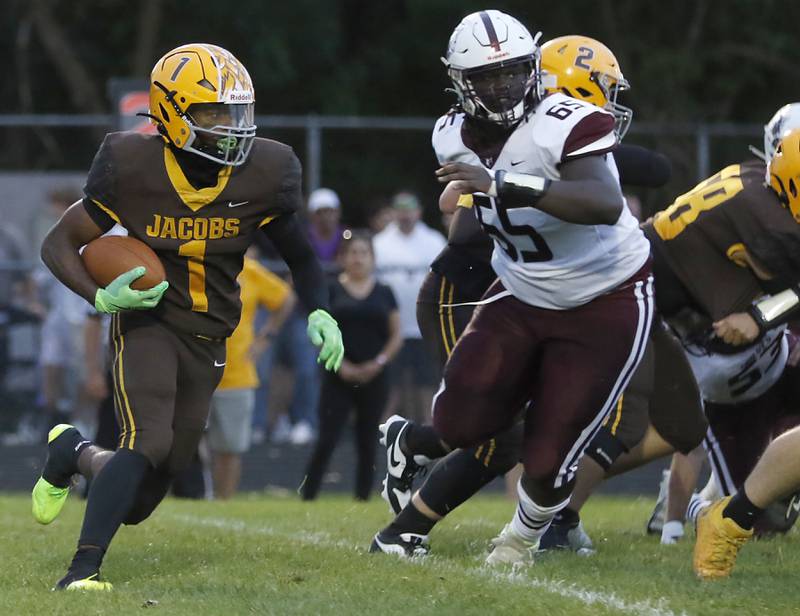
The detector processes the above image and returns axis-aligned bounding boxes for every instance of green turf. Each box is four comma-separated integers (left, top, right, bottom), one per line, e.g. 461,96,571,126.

0,492,797,615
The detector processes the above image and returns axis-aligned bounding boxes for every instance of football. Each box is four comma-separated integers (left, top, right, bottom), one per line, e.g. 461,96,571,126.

81,235,166,290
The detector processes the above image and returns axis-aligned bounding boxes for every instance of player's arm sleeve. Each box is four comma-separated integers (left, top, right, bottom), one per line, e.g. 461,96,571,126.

613,143,672,188
82,136,119,233
274,148,304,216
561,111,617,163
260,213,329,313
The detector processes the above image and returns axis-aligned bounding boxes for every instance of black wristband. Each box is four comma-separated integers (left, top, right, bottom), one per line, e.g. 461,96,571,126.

746,304,768,334
495,170,552,208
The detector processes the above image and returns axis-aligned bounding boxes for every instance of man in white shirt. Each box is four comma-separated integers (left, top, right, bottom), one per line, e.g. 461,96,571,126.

374,192,446,422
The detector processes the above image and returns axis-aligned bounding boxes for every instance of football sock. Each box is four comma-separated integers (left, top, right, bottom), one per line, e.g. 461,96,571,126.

723,489,764,531
418,448,499,517
686,492,710,525
384,502,437,537
511,480,569,544
42,427,93,488
66,546,105,577
402,424,449,460
78,449,151,549
552,506,580,527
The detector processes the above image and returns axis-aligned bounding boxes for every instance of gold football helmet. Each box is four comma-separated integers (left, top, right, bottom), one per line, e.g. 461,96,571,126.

541,35,632,139
768,128,800,222
149,43,256,165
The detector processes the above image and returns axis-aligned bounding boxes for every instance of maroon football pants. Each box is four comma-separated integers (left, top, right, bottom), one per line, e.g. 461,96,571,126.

704,359,800,495
432,265,654,489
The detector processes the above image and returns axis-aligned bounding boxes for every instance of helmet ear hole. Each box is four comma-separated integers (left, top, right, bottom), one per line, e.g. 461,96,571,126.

575,87,593,98
790,178,797,198
159,103,170,123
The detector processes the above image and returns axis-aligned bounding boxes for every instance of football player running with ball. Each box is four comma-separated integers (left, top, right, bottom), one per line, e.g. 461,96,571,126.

31,44,343,590
379,10,654,565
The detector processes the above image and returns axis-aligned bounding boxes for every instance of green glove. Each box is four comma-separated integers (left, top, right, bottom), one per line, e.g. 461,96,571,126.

307,309,344,372
94,266,169,314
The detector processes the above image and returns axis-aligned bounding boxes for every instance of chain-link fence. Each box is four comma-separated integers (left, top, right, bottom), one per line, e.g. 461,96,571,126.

0,114,763,224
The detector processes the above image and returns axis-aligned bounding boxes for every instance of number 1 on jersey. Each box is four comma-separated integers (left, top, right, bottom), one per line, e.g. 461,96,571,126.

179,239,208,312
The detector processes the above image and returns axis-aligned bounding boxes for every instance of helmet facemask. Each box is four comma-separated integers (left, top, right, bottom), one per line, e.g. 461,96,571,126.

449,55,539,128
183,102,256,166
595,72,632,140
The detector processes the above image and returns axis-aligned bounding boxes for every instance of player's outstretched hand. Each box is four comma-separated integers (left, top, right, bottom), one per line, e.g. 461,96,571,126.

307,309,344,372
94,266,169,314
435,162,492,194
712,312,759,346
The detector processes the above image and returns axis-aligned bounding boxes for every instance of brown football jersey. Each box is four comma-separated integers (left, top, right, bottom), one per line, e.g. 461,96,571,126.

83,132,301,338
645,161,800,321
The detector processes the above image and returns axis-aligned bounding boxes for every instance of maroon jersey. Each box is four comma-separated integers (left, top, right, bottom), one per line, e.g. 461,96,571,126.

645,161,800,321
83,132,301,338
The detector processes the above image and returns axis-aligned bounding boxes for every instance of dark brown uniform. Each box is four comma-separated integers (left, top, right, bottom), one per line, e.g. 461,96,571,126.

644,160,800,493
645,161,800,321
83,132,301,473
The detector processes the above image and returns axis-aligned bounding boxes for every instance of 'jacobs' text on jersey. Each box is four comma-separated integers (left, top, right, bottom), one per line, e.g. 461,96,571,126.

145,214,240,240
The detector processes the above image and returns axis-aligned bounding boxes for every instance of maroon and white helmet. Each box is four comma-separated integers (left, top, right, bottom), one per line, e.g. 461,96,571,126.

442,10,542,127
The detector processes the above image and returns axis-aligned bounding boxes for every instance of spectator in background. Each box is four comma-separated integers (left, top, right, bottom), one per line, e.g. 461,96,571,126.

302,231,402,500
368,199,395,235
307,188,344,262
374,192,446,423
35,189,86,433
208,248,295,498
0,227,30,392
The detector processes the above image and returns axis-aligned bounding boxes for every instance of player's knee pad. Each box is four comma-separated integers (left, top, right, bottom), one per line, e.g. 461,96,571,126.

584,427,628,472
481,428,523,475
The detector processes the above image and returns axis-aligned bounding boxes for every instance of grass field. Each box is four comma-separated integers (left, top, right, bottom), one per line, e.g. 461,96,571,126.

1,492,797,615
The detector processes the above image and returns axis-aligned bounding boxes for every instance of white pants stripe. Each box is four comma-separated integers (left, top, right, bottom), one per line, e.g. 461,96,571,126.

703,427,736,496
554,276,655,488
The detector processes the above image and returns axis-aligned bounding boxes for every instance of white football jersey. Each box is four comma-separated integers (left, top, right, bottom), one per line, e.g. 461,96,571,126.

432,93,650,309
683,327,788,405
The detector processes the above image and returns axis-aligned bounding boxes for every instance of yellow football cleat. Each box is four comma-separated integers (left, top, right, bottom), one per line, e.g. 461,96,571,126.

31,424,78,524
693,496,753,580
56,572,113,591
31,477,70,525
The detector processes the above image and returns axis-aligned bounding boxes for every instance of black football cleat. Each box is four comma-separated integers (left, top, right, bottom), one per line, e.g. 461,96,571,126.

370,530,429,558
539,519,595,556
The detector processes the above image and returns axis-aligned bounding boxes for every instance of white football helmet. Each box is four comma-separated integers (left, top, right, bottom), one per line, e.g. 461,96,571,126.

764,103,800,161
442,10,542,128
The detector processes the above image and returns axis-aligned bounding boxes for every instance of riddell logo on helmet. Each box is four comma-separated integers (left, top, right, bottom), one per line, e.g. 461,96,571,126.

228,91,253,103
487,51,511,61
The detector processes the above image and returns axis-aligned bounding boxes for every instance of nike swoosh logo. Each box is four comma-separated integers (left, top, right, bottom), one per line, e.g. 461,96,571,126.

74,440,91,452
388,425,406,469
510,160,525,166
214,360,226,367
227,201,249,208
787,495,800,519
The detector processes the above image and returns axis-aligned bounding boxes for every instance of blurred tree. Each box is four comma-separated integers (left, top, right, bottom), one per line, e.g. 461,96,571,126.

1,0,797,221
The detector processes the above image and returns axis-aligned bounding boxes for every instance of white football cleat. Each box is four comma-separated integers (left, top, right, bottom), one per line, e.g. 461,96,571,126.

485,524,537,566
660,520,685,545
379,415,420,514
